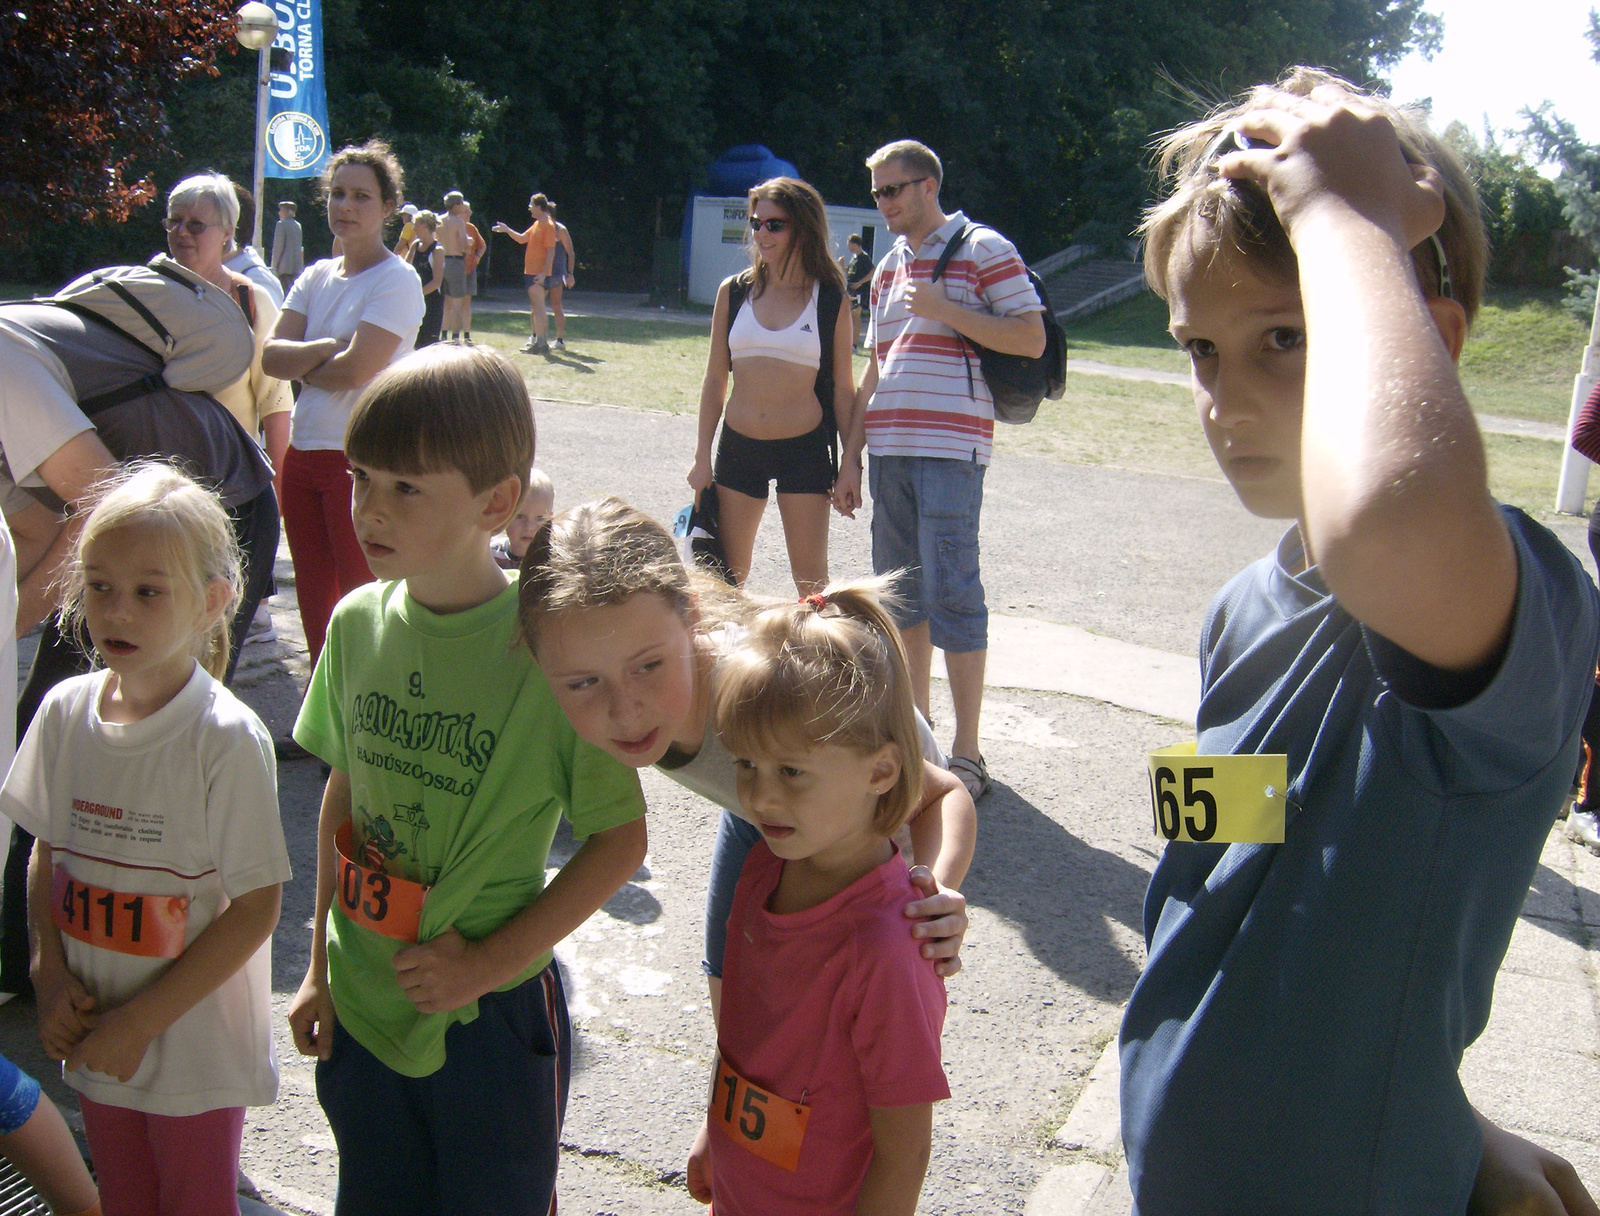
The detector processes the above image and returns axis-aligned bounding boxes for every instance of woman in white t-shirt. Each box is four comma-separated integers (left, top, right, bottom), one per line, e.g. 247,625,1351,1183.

1,463,290,1213
263,139,425,664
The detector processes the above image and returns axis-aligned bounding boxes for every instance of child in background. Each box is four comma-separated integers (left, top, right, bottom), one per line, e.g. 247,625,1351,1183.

516,497,974,1024
687,580,947,1215
492,467,554,570
2,462,289,1214
1120,69,1600,1213
286,346,646,1216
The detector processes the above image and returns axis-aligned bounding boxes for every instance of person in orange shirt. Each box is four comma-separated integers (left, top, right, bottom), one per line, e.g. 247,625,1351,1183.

462,202,489,344
493,193,557,354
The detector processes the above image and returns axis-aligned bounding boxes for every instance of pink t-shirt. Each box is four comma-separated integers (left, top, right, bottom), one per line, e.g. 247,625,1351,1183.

710,842,948,1216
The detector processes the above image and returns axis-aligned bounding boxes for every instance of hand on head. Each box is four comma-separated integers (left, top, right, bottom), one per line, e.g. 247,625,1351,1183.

1217,83,1446,255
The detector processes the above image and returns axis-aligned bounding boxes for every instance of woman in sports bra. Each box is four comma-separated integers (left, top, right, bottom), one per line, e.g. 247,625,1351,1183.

688,177,853,595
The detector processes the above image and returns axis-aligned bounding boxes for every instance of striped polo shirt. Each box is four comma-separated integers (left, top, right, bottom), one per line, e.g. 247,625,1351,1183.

865,211,1042,465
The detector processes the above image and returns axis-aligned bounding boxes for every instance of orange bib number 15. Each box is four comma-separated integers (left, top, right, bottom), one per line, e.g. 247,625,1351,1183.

1147,743,1288,844
711,1054,810,1172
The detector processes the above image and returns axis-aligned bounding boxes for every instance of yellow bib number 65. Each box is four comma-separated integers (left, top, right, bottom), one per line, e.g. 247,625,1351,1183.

1146,743,1288,844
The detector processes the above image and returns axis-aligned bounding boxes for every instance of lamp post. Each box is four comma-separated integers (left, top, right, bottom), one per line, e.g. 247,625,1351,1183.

235,2,279,253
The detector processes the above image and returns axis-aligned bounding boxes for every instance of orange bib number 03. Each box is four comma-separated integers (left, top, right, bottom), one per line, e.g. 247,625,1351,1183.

1146,743,1288,844
51,867,188,958
333,821,429,943
711,1054,810,1172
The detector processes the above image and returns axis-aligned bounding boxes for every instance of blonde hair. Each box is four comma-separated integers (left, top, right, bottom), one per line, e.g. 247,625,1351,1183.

523,467,555,506
865,140,943,189
517,497,748,652
711,578,923,836
61,461,242,680
345,344,535,494
1140,67,1488,323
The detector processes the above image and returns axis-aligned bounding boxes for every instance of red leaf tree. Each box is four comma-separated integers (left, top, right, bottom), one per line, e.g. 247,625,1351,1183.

0,0,237,234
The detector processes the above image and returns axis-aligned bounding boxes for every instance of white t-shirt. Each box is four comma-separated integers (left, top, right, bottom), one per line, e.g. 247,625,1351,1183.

0,665,293,1115
283,255,424,451
0,319,95,501
224,245,285,308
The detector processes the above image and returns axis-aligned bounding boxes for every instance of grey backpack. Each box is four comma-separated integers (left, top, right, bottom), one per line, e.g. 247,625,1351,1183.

46,255,252,393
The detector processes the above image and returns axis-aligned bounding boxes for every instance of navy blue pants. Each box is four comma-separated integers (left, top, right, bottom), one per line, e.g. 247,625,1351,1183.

316,963,571,1216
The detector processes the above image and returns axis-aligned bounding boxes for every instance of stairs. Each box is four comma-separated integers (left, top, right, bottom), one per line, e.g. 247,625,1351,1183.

1037,256,1146,321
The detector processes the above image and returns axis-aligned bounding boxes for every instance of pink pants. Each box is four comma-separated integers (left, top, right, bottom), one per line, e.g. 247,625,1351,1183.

281,444,374,663
79,1096,245,1216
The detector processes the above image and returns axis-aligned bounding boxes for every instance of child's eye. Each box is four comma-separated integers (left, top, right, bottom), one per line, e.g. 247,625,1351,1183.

1265,327,1305,352
1185,338,1217,360
395,481,420,495
86,581,110,594
349,467,367,482
137,586,163,598
634,659,662,676
563,676,597,693
780,765,804,779
734,758,756,771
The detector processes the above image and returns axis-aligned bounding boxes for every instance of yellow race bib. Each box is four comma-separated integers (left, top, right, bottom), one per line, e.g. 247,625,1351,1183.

1146,743,1288,844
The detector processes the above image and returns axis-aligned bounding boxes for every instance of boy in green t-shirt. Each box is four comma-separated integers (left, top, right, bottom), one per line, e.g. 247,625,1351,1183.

287,344,647,1215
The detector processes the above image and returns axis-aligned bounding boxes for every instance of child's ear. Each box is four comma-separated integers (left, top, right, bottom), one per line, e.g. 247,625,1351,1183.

869,743,903,798
1425,295,1469,364
202,578,232,627
481,474,525,533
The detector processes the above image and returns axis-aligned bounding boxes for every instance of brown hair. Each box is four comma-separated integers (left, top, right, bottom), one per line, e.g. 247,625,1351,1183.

1140,67,1487,323
62,461,243,681
711,578,923,836
745,177,847,298
865,140,944,189
345,345,534,494
518,497,749,652
322,138,405,209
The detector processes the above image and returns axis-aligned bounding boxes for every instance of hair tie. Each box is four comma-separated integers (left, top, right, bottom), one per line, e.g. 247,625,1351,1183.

802,593,826,610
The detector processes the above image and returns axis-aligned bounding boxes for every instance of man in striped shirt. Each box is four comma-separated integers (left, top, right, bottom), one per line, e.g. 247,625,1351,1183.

834,140,1046,799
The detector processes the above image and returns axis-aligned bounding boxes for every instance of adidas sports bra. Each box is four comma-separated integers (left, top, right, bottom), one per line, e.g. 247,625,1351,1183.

727,282,821,367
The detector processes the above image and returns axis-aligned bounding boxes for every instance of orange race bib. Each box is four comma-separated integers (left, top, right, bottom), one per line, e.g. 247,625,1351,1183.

333,821,429,943
51,867,188,959
710,1053,810,1172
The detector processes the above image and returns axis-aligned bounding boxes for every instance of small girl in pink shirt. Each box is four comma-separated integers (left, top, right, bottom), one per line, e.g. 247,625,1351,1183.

687,579,948,1216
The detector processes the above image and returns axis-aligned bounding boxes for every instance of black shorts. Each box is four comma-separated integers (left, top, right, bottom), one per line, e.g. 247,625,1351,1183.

713,419,835,500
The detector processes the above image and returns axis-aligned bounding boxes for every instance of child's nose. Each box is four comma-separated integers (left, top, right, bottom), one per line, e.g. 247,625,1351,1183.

1206,363,1265,427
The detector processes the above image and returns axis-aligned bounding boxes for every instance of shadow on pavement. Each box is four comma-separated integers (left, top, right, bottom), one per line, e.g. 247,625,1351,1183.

964,782,1150,1002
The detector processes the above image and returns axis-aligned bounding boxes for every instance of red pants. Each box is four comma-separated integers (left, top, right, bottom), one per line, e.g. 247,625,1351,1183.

80,1096,245,1216
281,445,373,662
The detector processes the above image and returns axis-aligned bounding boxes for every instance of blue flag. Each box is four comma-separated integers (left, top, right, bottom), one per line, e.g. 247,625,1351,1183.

264,0,330,178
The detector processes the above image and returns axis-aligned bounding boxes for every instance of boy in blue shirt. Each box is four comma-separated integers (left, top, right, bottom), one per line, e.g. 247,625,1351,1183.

1121,69,1600,1213
286,344,648,1215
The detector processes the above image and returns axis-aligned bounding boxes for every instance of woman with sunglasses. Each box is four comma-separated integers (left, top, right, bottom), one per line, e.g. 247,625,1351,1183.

688,177,853,595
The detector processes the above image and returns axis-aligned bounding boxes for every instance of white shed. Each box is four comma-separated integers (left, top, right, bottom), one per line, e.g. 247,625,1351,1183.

685,195,888,305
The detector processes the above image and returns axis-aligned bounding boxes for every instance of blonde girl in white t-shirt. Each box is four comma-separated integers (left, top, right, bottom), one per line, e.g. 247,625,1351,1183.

1,462,290,1216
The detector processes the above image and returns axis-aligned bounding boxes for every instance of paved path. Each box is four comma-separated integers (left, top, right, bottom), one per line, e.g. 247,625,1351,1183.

4,384,1594,1215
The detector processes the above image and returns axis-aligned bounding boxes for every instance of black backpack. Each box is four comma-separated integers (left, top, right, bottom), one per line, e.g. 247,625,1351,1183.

930,224,1067,424
723,271,845,467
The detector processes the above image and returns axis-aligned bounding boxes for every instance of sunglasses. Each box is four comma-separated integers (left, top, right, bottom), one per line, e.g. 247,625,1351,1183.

869,176,929,202
749,217,789,233
163,217,217,236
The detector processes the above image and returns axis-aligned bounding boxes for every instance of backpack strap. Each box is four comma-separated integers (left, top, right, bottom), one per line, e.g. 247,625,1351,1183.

77,372,169,416
929,224,977,400
49,300,166,365
90,273,174,355
234,281,256,329
723,273,752,369
814,281,844,471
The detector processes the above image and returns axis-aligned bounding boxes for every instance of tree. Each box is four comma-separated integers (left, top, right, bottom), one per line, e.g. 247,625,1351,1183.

1523,8,1600,316
0,0,236,235
1443,123,1570,288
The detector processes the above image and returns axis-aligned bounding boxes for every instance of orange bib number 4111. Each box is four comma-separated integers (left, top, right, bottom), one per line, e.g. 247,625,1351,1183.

51,867,188,959
711,1054,810,1172
333,821,428,943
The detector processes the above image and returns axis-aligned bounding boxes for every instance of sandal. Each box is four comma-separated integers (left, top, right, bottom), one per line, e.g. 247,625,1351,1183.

948,754,992,800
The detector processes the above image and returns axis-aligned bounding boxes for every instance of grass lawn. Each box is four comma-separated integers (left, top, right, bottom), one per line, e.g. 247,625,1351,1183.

1061,286,1592,426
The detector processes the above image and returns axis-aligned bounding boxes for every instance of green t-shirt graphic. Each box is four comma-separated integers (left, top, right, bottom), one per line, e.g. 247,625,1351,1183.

295,576,645,1077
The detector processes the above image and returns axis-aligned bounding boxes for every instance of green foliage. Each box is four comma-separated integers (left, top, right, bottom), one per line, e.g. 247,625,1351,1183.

1442,123,1570,288
18,0,1443,288
1522,10,1600,319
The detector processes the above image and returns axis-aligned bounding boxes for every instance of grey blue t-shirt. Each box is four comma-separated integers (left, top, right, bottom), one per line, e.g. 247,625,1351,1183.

1120,507,1599,1215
